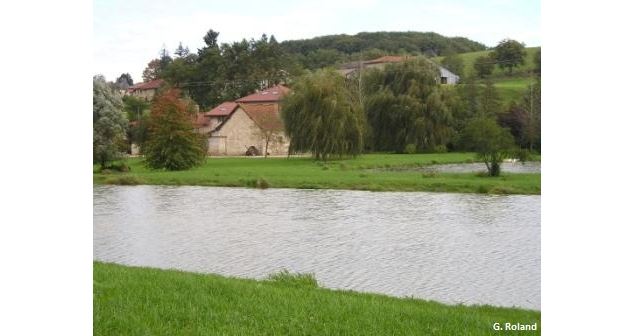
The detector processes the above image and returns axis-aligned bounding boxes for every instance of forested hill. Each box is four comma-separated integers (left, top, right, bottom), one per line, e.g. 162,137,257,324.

281,31,486,55
279,31,487,69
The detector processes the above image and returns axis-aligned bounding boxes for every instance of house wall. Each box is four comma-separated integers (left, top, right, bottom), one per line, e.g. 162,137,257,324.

131,89,157,101
439,67,460,84
208,108,289,156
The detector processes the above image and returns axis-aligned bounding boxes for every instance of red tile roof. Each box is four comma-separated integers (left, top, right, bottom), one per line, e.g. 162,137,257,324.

128,79,164,91
236,85,290,103
193,113,210,128
204,101,238,117
239,103,284,131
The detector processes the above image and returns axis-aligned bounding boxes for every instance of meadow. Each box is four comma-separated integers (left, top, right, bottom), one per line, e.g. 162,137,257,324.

94,153,541,195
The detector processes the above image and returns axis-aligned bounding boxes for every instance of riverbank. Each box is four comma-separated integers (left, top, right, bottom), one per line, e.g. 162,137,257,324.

93,153,541,195
94,262,540,335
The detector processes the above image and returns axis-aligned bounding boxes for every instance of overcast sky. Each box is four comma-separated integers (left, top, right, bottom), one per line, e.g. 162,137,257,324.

94,0,540,83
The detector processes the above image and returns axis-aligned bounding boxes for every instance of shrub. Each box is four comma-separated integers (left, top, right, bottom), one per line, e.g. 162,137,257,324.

103,176,143,185
489,186,515,194
109,162,130,172
433,145,447,153
245,178,270,189
476,185,489,193
256,178,270,189
267,269,318,288
422,171,438,178
515,148,531,163
404,143,417,154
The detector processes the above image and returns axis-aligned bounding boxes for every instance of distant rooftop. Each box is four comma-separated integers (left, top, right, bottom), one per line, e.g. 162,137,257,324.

235,84,290,103
128,79,164,91
204,102,238,117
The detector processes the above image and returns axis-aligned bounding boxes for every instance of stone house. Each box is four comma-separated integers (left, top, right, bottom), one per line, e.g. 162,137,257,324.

338,55,460,84
126,79,164,101
198,85,291,156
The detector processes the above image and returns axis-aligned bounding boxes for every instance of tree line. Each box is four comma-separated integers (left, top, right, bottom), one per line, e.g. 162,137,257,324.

97,29,540,175
140,30,302,110
281,58,540,175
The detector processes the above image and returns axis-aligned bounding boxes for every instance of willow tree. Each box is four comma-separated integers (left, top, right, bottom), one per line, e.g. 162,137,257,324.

362,59,454,153
281,69,365,160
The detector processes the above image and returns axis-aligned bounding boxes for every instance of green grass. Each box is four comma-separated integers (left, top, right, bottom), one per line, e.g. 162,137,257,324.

491,77,535,105
93,153,541,195
94,262,540,335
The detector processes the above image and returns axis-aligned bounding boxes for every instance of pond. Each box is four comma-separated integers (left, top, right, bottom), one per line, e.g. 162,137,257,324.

381,161,541,174
94,185,540,310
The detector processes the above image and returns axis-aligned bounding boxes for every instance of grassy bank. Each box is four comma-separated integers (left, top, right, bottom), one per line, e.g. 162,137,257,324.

94,262,540,335
93,153,541,195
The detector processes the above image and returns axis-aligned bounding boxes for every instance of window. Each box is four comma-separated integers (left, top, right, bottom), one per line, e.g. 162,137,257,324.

440,77,448,84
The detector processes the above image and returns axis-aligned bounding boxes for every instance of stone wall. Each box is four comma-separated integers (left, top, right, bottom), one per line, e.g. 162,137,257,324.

207,108,289,156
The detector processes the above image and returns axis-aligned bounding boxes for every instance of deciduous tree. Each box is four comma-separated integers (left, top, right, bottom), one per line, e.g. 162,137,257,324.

142,59,162,82
93,76,128,168
491,39,527,75
461,117,516,176
473,55,495,78
143,89,207,170
281,69,365,160
362,59,454,152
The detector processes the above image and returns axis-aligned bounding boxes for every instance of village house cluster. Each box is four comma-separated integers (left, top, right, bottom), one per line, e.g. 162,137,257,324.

126,55,459,156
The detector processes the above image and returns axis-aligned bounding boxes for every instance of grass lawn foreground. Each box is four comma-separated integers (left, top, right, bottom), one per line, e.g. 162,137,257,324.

93,153,540,195
94,262,540,335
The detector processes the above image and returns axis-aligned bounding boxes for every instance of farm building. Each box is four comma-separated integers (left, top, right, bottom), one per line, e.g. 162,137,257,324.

338,55,460,84
198,85,291,156
126,79,165,101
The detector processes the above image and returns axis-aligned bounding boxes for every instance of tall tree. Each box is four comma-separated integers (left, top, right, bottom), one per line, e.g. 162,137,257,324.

281,69,365,160
115,73,133,89
143,89,207,170
174,42,190,58
479,80,502,117
203,29,220,48
473,55,495,78
491,39,527,75
93,76,128,168
159,46,173,70
362,59,454,152
142,59,162,82
521,79,541,151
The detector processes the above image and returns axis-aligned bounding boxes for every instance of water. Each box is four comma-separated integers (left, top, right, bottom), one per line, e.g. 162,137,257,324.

94,185,540,310
384,161,541,174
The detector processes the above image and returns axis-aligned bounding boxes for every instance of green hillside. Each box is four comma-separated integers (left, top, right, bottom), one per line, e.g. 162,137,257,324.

434,47,540,78
433,47,540,106
281,31,487,57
